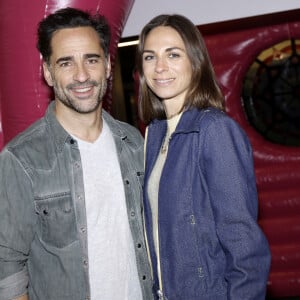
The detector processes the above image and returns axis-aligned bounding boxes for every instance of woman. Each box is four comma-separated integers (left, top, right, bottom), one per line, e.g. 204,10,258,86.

136,14,271,299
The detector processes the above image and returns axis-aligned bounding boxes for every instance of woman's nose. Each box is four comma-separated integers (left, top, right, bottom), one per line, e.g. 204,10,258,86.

155,57,168,73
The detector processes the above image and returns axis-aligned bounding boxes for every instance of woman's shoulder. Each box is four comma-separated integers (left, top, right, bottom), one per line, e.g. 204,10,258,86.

198,107,228,120
183,107,231,129
196,107,240,128
188,107,249,142
196,108,251,147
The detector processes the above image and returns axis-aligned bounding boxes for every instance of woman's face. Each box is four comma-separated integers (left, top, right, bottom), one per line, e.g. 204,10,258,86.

142,26,192,116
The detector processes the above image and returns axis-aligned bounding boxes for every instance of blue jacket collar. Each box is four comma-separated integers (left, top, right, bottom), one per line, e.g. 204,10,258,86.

150,107,214,134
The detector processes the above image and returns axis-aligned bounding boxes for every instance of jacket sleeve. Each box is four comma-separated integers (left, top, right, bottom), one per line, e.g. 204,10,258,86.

0,149,35,299
201,114,271,299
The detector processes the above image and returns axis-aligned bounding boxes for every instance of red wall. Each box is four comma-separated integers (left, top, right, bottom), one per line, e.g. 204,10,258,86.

201,9,300,297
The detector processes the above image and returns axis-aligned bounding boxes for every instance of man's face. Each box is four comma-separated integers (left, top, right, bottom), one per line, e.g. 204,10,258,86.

43,26,111,114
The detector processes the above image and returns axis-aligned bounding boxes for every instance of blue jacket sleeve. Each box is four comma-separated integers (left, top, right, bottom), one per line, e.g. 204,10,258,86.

202,114,271,299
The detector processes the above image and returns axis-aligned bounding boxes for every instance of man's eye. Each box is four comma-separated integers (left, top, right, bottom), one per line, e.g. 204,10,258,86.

87,58,100,64
59,61,71,67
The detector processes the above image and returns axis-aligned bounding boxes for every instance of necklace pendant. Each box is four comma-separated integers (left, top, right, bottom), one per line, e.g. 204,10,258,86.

160,144,168,154
160,136,170,154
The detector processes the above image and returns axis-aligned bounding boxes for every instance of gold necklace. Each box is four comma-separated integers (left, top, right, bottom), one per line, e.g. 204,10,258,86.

160,112,182,154
160,134,171,154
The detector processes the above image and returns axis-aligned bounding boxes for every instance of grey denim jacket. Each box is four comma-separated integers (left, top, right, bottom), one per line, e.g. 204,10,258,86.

0,102,153,300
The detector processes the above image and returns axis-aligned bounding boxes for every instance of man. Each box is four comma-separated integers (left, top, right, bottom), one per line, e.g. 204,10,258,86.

0,7,153,300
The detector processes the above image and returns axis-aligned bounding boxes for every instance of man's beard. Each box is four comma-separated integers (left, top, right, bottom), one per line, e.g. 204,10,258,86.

53,79,107,114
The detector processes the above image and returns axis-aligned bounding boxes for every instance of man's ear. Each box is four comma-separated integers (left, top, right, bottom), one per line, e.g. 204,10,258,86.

106,55,111,79
42,62,54,87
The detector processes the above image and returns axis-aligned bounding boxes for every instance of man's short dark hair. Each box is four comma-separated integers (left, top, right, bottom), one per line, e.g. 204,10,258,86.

37,7,111,63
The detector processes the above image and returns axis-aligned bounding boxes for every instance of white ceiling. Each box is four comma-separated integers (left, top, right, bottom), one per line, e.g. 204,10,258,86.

122,0,300,37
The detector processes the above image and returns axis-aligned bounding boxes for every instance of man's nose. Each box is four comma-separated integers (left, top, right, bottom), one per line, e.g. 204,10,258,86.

73,63,90,82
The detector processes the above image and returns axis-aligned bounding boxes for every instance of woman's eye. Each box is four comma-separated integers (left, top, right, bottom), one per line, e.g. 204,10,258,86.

144,55,154,61
169,52,180,58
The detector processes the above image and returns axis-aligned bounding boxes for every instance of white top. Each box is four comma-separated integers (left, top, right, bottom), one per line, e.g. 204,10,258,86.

146,112,182,291
76,119,142,300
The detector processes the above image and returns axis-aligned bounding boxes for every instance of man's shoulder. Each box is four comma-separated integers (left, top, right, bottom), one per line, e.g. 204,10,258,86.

3,117,47,156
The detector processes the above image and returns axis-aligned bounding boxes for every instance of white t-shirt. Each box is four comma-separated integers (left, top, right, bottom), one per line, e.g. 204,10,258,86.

76,120,142,300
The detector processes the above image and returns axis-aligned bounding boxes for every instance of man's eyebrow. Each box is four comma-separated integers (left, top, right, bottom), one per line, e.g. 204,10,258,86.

55,54,102,65
84,53,101,59
56,56,73,65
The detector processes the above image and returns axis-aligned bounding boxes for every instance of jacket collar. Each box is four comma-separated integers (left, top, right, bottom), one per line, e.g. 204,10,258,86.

45,101,70,153
145,108,214,180
45,101,130,153
102,109,128,140
150,107,213,135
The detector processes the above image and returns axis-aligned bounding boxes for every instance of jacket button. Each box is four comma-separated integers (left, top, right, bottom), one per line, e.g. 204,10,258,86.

83,259,88,267
74,162,81,169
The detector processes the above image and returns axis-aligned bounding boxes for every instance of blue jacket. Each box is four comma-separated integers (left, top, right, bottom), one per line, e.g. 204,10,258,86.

144,108,271,300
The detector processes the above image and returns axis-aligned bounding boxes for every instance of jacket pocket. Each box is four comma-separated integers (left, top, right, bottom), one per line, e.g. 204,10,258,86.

34,192,77,248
